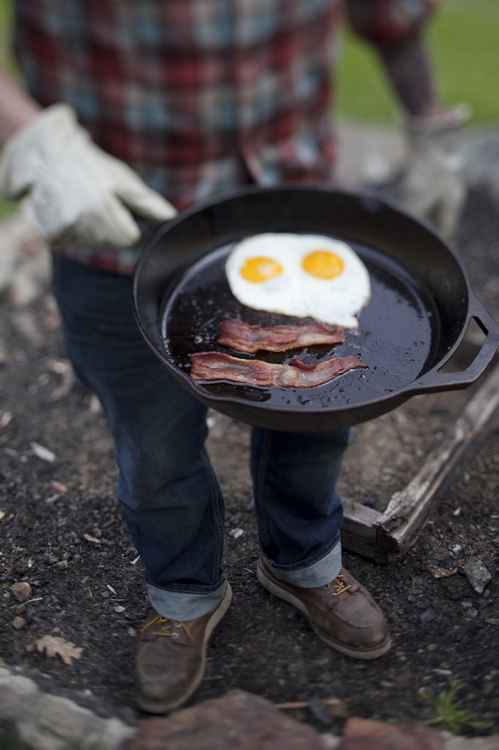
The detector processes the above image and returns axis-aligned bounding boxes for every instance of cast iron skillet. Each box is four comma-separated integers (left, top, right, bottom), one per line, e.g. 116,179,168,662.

133,185,499,432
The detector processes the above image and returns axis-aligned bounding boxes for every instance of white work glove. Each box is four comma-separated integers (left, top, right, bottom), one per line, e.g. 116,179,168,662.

0,103,177,247
398,104,471,239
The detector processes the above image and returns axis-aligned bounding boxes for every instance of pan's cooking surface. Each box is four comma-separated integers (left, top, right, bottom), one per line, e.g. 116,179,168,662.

161,237,440,411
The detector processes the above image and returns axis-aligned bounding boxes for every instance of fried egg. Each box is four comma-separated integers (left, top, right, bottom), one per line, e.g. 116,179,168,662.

225,233,371,328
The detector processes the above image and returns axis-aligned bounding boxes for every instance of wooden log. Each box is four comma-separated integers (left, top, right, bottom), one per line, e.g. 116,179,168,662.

341,358,499,562
341,499,402,562
340,498,381,559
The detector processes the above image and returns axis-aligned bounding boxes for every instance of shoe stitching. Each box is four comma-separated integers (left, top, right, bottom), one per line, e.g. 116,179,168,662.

140,615,193,641
325,574,351,597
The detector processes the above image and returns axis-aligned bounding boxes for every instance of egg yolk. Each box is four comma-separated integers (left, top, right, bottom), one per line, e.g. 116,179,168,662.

240,256,283,283
302,250,344,279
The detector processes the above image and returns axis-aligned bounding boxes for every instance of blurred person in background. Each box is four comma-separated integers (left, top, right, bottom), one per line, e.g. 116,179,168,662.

0,0,466,713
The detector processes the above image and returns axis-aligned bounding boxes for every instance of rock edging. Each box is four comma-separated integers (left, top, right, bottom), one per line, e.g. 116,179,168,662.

2,663,499,750
0,660,135,750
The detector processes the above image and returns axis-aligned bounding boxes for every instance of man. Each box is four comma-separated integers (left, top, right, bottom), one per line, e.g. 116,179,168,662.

0,0,465,714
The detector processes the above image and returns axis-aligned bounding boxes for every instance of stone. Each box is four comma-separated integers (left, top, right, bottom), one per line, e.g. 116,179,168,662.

0,675,41,721
10,581,32,602
0,678,134,750
19,692,109,750
98,718,136,750
336,717,445,750
420,609,437,624
26,693,95,742
124,689,328,750
444,733,499,750
321,734,341,749
462,559,492,595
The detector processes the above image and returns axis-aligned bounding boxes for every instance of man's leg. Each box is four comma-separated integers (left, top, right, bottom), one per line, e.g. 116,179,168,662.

52,255,231,711
250,427,391,659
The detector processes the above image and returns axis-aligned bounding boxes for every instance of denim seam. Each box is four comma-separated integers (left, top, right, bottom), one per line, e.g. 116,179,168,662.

204,450,225,584
255,430,285,561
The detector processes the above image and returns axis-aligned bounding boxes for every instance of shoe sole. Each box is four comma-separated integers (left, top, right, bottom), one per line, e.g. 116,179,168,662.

138,581,233,714
257,562,391,660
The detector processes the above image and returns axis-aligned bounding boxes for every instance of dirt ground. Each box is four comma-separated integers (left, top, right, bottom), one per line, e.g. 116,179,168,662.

0,187,498,736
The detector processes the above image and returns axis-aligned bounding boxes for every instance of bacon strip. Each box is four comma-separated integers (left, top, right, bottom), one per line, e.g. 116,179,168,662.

218,319,345,353
190,352,368,388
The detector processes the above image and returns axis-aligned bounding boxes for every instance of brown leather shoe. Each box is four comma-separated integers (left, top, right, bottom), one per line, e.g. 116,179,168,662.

257,558,391,659
136,581,232,713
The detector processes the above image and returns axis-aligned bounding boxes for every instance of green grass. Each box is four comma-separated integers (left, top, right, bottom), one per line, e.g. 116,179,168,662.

0,196,18,218
423,682,485,735
1,726,31,750
0,0,14,75
0,1,21,218
336,0,499,125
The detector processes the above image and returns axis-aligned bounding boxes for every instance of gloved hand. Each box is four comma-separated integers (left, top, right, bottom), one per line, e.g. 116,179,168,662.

0,104,177,247
398,104,471,239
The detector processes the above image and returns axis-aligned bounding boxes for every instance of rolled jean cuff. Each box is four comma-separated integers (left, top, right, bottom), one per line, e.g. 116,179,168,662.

147,582,227,621
264,538,342,588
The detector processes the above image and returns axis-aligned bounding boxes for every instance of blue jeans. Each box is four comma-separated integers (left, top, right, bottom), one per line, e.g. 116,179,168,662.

52,255,352,619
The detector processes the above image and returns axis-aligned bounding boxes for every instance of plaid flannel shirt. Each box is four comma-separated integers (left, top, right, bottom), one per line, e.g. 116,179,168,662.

13,0,438,274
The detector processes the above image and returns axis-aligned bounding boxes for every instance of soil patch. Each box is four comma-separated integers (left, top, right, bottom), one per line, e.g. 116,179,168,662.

0,188,498,735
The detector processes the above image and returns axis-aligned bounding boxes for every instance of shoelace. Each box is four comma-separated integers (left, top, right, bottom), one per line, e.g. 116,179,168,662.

140,614,193,641
325,574,351,597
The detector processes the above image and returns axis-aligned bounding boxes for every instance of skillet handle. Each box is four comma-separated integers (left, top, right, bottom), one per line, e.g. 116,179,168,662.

406,293,499,394
134,216,173,251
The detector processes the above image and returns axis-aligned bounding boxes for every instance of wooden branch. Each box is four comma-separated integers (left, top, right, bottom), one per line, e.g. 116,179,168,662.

341,358,499,562
377,360,499,530
275,699,343,710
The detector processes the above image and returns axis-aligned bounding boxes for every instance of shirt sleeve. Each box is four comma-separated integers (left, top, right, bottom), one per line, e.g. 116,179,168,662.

346,0,442,47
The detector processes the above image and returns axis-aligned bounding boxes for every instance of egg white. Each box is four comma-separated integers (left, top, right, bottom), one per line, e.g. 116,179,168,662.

225,233,371,328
